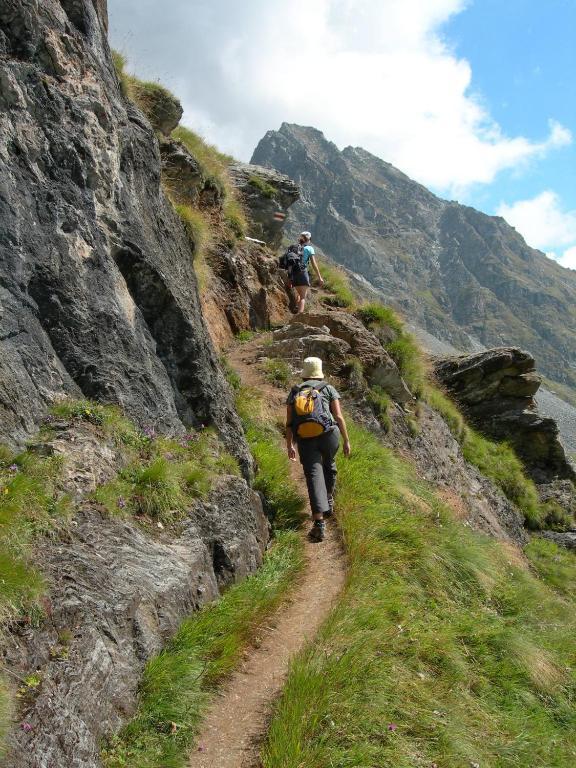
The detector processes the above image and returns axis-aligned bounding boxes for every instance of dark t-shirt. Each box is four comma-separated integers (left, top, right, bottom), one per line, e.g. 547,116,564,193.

286,380,341,426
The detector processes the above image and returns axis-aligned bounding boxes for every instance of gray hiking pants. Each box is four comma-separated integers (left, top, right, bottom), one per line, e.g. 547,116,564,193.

297,427,340,515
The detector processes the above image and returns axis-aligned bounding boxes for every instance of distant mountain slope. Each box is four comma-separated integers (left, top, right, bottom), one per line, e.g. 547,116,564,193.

252,123,576,393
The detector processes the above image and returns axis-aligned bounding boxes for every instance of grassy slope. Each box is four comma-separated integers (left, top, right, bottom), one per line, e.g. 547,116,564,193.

262,421,576,768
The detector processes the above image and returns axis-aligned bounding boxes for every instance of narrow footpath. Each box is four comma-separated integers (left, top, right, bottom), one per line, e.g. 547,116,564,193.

188,335,347,768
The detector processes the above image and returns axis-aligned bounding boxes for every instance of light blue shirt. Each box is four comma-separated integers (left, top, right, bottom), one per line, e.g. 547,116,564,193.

302,244,315,267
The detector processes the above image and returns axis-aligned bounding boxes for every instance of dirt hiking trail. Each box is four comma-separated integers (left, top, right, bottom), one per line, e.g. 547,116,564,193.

189,335,347,768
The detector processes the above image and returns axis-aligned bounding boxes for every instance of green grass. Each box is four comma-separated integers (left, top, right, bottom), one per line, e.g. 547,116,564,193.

236,387,306,529
423,383,467,443
262,358,292,388
355,301,428,397
223,196,248,239
248,175,277,199
101,530,305,768
422,385,553,528
49,399,145,449
92,430,240,525
385,333,428,398
462,428,544,529
319,260,355,308
261,420,576,768
367,386,392,432
356,302,404,335
0,441,72,751
173,203,212,291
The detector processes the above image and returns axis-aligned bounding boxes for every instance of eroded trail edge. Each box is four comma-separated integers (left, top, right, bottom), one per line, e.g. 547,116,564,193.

188,338,347,768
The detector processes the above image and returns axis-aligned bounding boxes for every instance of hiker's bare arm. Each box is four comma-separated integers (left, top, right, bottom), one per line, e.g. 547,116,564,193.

285,405,297,461
331,399,351,457
310,255,324,285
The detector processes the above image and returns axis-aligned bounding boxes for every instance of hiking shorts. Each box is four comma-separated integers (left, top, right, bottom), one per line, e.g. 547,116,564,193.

297,427,340,515
291,269,310,287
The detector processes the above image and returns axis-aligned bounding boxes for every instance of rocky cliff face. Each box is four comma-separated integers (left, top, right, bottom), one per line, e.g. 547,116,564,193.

0,0,247,469
252,124,576,395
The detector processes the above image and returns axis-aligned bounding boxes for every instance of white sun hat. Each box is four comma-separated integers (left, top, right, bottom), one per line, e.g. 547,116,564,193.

302,357,324,379
300,231,312,240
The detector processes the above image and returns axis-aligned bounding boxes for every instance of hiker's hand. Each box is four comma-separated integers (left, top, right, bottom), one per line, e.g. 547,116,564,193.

288,445,297,461
343,440,351,458
318,277,325,286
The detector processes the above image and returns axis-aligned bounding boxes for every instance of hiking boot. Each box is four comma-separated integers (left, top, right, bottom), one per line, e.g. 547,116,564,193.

308,520,326,543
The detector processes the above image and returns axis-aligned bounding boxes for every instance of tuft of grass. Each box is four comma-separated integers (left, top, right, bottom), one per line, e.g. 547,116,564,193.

462,428,544,528
262,358,291,388
423,383,467,443
525,537,576,599
174,203,212,291
248,175,277,199
101,530,305,768
319,260,355,308
92,430,240,525
356,302,404,335
367,386,392,432
111,50,130,96
261,420,576,768
386,333,428,398
50,399,146,450
236,386,306,529
223,196,248,239
236,330,257,343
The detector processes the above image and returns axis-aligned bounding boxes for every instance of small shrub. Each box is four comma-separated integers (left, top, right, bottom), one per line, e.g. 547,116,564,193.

236,330,256,343
263,359,291,388
248,175,277,199
345,357,368,395
319,261,355,308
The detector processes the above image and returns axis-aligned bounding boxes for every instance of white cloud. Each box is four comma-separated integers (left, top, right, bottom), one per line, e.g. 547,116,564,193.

108,0,571,193
497,191,576,270
497,191,576,249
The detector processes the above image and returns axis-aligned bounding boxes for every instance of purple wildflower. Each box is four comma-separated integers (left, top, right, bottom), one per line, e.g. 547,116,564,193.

8,464,18,473
387,723,397,732
20,722,33,733
143,426,156,439
117,497,126,509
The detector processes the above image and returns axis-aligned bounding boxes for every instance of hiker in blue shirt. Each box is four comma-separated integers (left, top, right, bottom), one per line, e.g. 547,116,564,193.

291,231,324,313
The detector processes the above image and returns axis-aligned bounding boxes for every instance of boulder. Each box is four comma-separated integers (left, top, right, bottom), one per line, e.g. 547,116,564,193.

435,348,575,483
228,162,299,248
539,531,576,551
160,138,204,205
293,311,412,402
265,334,350,373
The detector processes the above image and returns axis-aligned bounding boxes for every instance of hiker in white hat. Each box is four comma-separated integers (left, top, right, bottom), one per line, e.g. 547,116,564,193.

285,356,351,542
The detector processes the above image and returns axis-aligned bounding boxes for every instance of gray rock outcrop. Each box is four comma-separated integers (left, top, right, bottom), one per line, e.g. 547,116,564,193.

0,0,248,470
229,162,299,249
435,347,575,483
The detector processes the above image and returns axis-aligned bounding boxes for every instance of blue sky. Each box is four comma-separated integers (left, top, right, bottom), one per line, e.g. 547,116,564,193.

109,0,576,266
445,0,576,254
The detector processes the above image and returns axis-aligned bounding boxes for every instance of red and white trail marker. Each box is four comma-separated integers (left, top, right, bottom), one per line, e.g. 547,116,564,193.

273,211,286,221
